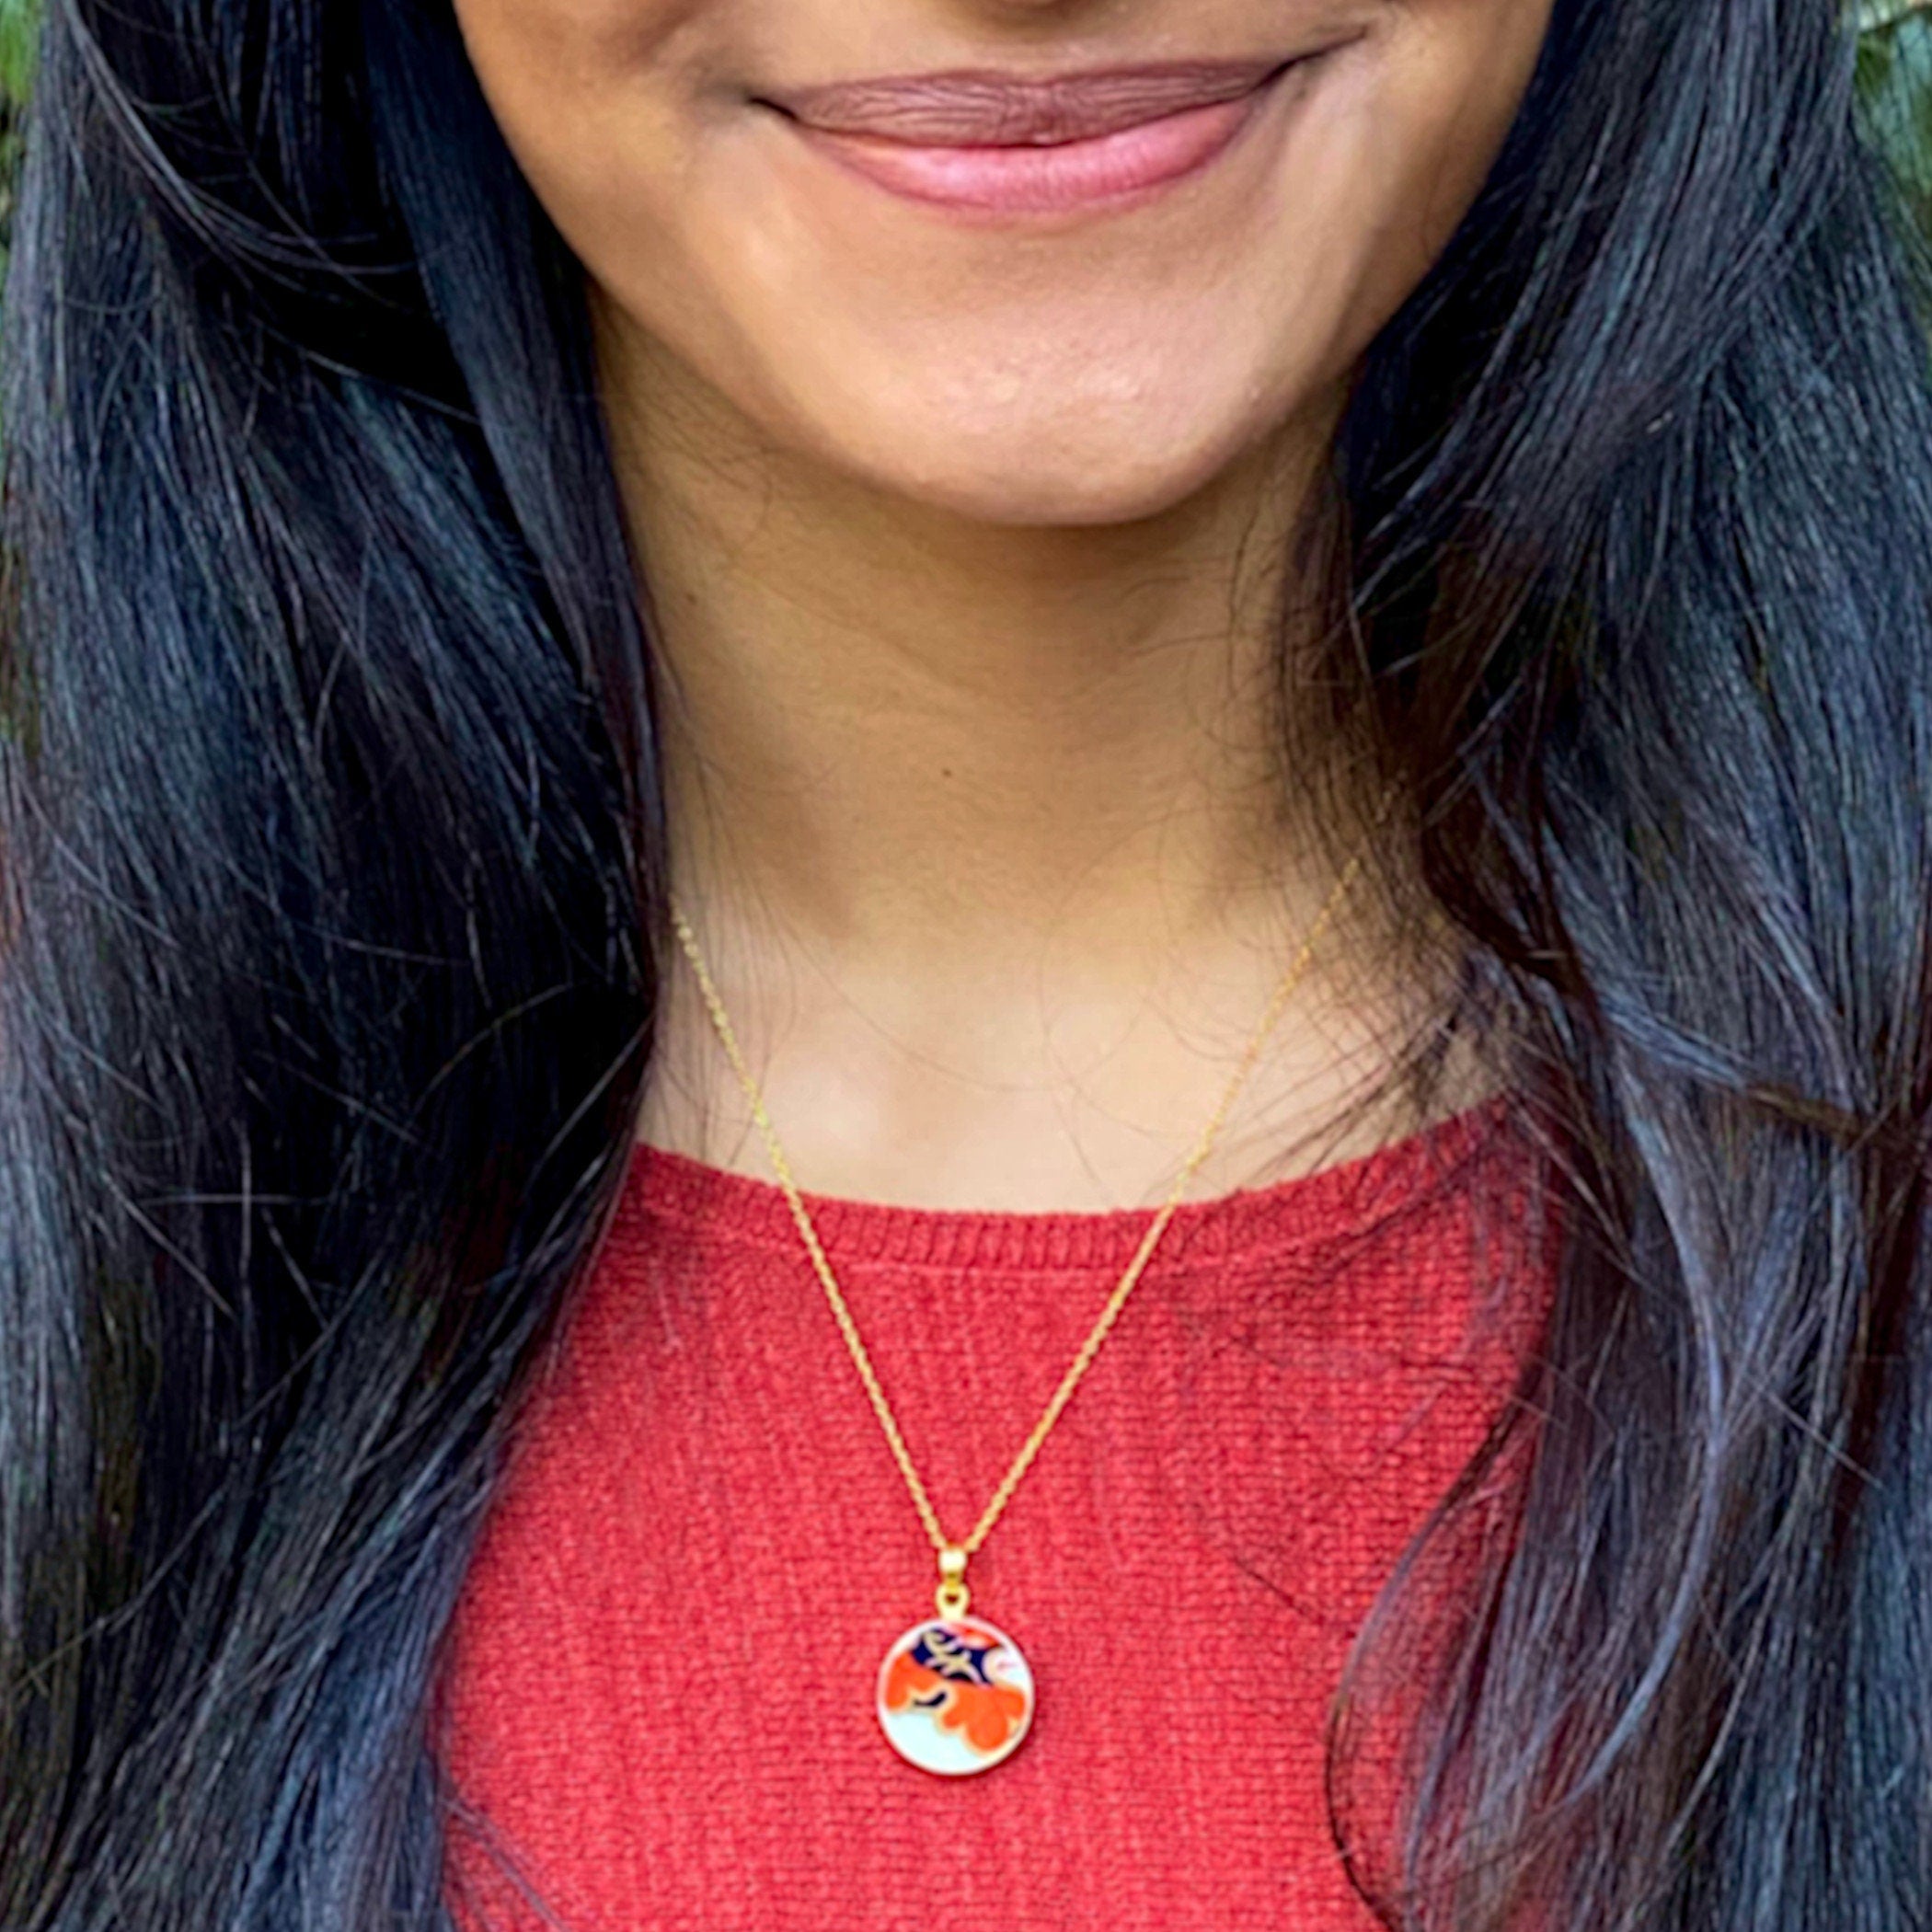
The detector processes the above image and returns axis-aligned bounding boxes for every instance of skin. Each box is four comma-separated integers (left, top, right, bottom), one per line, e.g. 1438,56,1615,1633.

450,0,1556,1211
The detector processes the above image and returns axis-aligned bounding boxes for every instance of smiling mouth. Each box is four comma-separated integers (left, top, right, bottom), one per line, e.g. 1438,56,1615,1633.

756,53,1332,219
754,56,1305,149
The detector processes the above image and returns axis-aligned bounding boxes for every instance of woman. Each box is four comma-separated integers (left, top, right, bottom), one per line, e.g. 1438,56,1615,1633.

1,0,1926,1923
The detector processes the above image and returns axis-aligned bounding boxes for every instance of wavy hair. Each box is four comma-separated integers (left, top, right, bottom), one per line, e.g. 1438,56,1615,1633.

0,0,1926,1926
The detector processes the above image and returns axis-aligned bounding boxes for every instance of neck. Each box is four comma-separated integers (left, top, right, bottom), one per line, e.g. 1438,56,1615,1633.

608,327,1364,946
602,320,1477,1208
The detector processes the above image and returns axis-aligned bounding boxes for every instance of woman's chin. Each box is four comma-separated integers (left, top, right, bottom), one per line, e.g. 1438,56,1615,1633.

772,390,1306,530
864,453,1237,529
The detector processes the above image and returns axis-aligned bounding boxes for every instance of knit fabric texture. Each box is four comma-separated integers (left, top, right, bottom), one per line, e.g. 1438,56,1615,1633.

434,1089,1557,1931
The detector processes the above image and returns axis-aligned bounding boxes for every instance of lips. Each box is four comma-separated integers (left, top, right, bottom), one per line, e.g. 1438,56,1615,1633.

758,59,1296,149
755,55,1329,220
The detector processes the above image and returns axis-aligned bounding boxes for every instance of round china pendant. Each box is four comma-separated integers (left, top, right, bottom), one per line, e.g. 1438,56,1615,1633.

876,1615,1035,1775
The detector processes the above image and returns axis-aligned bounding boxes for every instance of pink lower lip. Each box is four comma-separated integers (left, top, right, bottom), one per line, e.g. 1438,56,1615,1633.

782,67,1297,218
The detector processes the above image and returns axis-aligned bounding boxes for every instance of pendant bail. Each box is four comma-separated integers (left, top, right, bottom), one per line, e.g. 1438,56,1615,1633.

935,1543,971,1619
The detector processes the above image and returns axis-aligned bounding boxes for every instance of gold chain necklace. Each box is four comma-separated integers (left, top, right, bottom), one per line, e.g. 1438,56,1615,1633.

666,815,1379,1777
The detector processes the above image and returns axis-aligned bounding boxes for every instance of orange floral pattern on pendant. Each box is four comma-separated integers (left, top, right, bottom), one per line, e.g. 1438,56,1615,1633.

876,1616,1035,1775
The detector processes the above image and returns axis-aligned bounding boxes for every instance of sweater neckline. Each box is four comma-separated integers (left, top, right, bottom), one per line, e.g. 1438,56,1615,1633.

619,1087,1519,1275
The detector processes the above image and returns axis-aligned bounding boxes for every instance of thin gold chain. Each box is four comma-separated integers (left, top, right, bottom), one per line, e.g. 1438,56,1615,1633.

666,793,1388,1608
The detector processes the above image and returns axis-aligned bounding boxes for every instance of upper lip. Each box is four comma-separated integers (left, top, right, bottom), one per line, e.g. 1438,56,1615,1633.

758,59,1301,148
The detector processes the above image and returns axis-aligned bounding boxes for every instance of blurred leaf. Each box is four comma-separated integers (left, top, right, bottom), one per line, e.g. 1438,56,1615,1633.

1858,6,1932,236
1862,1,1932,27
0,0,34,290
0,0,36,108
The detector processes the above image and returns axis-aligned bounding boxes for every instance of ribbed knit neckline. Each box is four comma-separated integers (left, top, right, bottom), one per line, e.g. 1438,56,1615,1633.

621,1087,1519,1275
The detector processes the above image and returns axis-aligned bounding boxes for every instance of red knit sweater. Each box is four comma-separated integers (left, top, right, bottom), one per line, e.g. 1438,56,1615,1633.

434,1091,1555,1931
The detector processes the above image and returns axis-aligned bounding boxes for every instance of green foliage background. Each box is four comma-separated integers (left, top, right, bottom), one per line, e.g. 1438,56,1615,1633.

0,4,1925,274
1859,0,1932,236
0,0,32,270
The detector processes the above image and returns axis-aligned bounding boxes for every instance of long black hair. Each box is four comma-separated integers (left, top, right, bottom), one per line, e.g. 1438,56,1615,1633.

1,0,1926,1926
